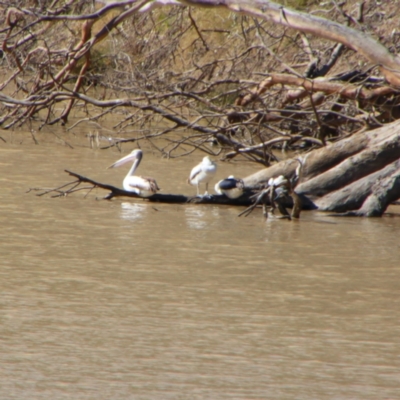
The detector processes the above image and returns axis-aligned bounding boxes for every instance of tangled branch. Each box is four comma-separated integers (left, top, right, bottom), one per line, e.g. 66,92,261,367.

1,0,399,164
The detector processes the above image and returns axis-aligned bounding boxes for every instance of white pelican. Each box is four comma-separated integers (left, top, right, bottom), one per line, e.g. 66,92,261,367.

188,156,217,196
108,149,160,197
214,175,244,199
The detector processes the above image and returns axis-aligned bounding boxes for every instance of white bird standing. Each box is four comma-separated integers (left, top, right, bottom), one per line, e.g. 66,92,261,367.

214,175,244,199
188,156,217,196
108,149,160,197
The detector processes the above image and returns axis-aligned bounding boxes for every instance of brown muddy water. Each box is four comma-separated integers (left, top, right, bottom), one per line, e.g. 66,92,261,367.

1,131,400,400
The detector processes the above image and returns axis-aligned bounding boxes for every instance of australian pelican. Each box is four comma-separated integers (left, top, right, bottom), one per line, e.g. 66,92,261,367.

108,149,160,197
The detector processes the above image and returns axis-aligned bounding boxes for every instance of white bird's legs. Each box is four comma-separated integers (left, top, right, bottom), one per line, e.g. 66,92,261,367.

188,156,217,197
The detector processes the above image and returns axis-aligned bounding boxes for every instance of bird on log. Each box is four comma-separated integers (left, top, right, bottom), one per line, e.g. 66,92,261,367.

188,156,217,197
214,175,245,199
108,149,160,197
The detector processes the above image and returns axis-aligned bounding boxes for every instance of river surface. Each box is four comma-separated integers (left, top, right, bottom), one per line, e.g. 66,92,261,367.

1,131,400,400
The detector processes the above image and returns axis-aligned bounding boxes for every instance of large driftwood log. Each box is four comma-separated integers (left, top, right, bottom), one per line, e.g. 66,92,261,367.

313,160,400,215
244,120,400,216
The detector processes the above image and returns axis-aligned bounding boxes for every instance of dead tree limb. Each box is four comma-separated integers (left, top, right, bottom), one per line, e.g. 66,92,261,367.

56,170,254,205
238,73,398,108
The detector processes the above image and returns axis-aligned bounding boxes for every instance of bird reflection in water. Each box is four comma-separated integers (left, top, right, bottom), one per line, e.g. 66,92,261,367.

120,202,147,222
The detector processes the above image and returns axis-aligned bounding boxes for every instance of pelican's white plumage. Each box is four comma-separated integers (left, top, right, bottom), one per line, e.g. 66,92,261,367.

188,156,217,196
214,175,244,199
108,149,160,197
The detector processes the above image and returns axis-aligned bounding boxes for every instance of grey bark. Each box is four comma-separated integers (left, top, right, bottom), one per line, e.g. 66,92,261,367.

243,120,400,216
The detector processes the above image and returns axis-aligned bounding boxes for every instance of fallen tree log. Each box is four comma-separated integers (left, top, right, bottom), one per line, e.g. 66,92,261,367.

346,171,400,217
244,119,400,216
313,160,400,215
